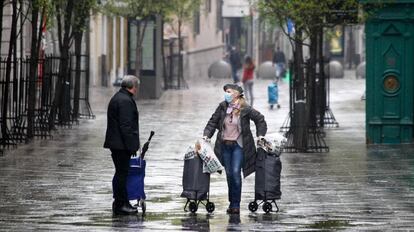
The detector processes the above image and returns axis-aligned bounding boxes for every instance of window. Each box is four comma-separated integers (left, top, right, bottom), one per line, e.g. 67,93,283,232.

193,10,200,35
128,20,137,71
205,0,211,12
127,18,156,75
216,0,223,31
141,21,155,71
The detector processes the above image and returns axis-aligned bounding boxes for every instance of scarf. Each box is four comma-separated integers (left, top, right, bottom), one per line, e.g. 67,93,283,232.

226,103,240,115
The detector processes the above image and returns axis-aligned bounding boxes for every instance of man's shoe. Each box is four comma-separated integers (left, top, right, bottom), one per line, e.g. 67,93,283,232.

226,208,240,214
113,203,138,215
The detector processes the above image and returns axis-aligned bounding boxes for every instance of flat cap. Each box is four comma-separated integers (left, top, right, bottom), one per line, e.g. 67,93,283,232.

223,83,243,94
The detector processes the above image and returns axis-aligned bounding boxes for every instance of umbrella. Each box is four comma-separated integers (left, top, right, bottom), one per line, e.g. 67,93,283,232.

140,131,155,159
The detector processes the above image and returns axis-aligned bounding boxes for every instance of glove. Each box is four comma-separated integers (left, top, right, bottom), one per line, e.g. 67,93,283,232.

202,136,211,143
131,151,137,157
257,136,266,146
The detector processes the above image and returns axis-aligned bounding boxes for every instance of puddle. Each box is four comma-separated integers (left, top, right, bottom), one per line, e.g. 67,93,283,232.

307,220,351,229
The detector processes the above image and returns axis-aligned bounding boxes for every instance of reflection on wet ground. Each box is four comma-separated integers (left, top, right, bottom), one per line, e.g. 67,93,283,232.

1,78,414,231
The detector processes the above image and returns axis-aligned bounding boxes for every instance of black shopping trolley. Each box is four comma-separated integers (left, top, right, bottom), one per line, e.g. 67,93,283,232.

181,152,215,213
248,140,282,214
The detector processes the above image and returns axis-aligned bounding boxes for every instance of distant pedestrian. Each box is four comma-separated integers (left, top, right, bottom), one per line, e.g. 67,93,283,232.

203,84,267,214
104,75,140,215
272,47,286,79
229,46,242,83
242,56,255,107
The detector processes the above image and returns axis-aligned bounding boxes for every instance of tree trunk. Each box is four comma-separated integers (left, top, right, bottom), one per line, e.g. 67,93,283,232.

317,26,326,128
27,1,40,140
178,19,183,87
292,29,307,151
50,0,74,129
294,30,304,100
135,20,148,79
1,0,18,144
306,27,318,130
73,32,83,119
347,27,354,69
0,0,3,145
72,0,89,118
135,21,142,78
0,0,4,52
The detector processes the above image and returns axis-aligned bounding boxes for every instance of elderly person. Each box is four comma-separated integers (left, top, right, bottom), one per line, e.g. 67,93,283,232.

203,84,267,214
104,75,140,215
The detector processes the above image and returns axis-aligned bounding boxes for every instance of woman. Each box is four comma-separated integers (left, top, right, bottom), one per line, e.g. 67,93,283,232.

203,84,267,214
242,56,255,106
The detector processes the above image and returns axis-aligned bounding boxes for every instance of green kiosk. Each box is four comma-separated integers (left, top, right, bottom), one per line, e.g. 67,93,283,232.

363,1,414,144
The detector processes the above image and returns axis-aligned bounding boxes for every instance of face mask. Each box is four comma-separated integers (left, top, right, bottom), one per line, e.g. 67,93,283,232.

224,92,233,103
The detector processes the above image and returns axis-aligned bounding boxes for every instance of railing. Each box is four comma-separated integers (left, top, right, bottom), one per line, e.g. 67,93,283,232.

280,60,329,153
0,54,93,153
163,38,188,90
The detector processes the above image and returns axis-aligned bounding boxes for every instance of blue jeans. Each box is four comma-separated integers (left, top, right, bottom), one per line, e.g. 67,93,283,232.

221,142,244,208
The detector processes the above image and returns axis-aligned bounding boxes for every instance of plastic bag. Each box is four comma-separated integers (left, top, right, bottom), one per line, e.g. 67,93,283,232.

196,140,224,174
258,133,287,156
184,146,197,160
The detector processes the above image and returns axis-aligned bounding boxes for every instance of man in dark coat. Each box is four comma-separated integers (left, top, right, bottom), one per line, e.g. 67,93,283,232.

229,46,242,83
104,75,140,215
272,47,286,79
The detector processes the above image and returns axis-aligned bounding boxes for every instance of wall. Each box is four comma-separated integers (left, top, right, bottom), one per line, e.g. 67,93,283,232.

89,14,127,87
174,0,225,80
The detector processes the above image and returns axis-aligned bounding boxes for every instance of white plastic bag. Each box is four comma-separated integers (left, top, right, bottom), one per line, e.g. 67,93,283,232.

197,140,224,174
271,133,288,152
258,133,287,155
184,146,197,160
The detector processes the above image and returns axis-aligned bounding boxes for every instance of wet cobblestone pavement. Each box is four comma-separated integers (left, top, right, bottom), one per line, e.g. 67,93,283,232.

1,76,414,231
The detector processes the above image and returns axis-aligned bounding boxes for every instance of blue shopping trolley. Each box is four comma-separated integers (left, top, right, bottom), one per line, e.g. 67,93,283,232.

113,156,146,213
112,131,154,214
268,81,280,109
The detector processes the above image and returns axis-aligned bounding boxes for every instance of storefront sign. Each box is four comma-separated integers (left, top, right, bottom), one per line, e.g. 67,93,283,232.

222,0,250,17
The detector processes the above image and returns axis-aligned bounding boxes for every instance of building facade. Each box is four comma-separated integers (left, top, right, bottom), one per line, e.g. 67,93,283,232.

164,0,225,81
89,14,127,88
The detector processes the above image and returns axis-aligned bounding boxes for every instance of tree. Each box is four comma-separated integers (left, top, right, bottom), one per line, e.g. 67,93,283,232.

1,0,18,146
48,0,97,128
254,0,359,152
72,0,97,119
103,0,168,78
27,0,50,140
1,0,30,145
163,0,202,86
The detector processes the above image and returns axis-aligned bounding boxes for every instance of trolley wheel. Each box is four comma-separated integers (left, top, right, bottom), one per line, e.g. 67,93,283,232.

262,202,272,213
189,201,198,213
140,200,146,214
206,202,215,213
248,201,258,212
